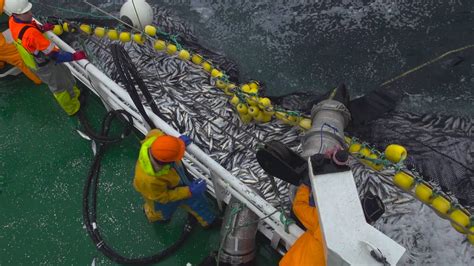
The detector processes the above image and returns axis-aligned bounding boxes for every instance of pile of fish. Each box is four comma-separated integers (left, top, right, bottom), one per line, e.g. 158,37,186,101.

68,8,473,265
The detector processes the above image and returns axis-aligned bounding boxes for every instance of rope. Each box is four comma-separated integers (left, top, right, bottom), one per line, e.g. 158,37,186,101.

380,44,474,87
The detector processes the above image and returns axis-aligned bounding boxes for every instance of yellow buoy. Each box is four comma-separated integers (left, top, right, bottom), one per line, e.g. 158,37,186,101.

299,118,312,130
94,27,106,38
133,33,145,45
349,143,362,153
431,195,451,218
62,22,75,33
367,153,383,171
258,98,271,108
230,95,240,106
385,144,407,163
359,148,371,158
261,113,273,123
241,84,251,93
236,103,248,115
167,44,177,55
178,50,191,60
202,61,212,72
239,113,253,124
119,32,131,42
224,83,236,95
414,183,433,204
393,171,415,191
249,87,259,94
248,106,260,117
249,81,259,91
211,69,223,78
449,209,470,234
144,25,157,36
287,115,298,123
80,24,92,35
53,25,63,35
154,40,166,50
468,227,474,245
247,96,259,106
275,111,289,122
254,111,265,122
107,29,119,40
215,80,227,89
191,54,203,65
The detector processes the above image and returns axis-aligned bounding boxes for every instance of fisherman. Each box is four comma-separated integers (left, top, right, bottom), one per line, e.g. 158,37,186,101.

280,181,326,266
4,0,87,116
134,129,217,227
0,0,40,84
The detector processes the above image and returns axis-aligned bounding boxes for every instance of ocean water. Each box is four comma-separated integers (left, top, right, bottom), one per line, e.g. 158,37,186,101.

153,0,474,116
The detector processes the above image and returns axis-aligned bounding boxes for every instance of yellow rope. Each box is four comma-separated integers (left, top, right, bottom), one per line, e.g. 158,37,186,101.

380,44,474,87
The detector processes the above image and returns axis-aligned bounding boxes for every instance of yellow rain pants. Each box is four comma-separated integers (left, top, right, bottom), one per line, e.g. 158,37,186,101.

52,85,81,116
0,33,41,84
280,185,326,266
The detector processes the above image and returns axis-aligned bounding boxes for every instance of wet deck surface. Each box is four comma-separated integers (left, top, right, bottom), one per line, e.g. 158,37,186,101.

0,76,280,265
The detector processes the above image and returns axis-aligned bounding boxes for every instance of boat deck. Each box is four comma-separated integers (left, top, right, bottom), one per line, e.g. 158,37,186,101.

0,76,280,265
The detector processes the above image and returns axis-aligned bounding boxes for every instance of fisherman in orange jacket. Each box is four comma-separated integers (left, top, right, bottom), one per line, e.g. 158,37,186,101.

4,0,87,115
280,183,326,266
0,0,40,84
134,129,216,227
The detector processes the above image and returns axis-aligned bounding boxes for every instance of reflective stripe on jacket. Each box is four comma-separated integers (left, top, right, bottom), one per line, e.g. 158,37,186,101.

134,129,191,204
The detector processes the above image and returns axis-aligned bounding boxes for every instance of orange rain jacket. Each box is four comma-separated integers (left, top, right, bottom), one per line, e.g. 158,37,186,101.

280,185,326,266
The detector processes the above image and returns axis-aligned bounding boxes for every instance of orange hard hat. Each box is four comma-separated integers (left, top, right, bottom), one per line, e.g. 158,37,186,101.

150,135,185,163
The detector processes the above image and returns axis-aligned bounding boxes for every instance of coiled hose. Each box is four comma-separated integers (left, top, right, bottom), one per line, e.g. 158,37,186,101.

79,43,197,265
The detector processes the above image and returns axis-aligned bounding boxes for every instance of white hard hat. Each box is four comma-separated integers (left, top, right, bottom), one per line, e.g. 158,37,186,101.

4,0,32,14
120,0,153,30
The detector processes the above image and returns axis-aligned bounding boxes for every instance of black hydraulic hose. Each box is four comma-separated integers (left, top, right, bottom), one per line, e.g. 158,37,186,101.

81,109,196,265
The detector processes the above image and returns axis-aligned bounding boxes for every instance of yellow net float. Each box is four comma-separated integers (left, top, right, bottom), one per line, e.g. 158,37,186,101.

247,96,259,107
230,95,240,106
349,142,362,153
258,97,271,109
261,113,273,123
249,81,259,91
211,69,223,78
431,195,451,218
94,27,106,38
62,22,75,33
215,80,227,89
191,54,203,65
144,25,157,36
166,44,177,55
248,106,261,117
254,111,265,122
53,25,63,35
236,103,248,115
414,183,433,204
178,49,191,60
449,209,470,234
241,84,251,93
80,24,92,35
359,147,371,158
133,33,145,45
224,83,236,96
468,227,474,245
299,118,312,130
154,39,166,50
393,171,415,191
367,153,383,171
201,61,212,72
239,113,253,124
384,144,407,163
119,32,131,42
107,29,119,40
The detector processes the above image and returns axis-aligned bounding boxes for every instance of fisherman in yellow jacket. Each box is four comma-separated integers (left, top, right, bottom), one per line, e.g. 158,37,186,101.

280,183,326,266
134,129,216,227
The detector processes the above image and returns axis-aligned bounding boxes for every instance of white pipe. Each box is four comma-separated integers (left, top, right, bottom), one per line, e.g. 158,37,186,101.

46,32,304,244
